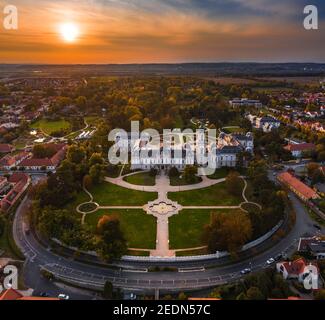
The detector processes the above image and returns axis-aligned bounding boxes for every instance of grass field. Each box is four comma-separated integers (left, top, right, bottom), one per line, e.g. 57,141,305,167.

169,209,242,249
207,168,231,180
168,181,243,206
222,126,245,134
169,210,211,249
85,209,156,249
169,175,202,186
90,182,157,206
124,172,156,186
31,119,71,135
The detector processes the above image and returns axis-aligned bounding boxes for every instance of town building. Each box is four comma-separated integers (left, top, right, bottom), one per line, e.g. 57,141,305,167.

0,152,30,171
284,143,316,158
298,237,325,260
246,114,281,132
0,173,31,212
277,172,320,202
229,98,262,108
18,143,67,171
276,258,318,282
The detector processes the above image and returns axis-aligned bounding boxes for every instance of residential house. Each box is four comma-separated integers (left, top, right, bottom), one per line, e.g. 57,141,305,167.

0,173,30,212
276,258,318,282
284,143,316,158
298,237,325,260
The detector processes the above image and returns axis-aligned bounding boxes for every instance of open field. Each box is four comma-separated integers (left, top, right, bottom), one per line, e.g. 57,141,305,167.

124,172,156,186
85,209,156,249
31,119,71,135
169,175,202,186
90,182,157,206
168,181,243,206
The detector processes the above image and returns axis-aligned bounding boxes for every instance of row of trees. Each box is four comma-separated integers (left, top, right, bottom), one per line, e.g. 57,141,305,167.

31,143,127,261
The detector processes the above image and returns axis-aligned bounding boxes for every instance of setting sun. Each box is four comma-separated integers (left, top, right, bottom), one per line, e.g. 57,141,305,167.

59,22,79,43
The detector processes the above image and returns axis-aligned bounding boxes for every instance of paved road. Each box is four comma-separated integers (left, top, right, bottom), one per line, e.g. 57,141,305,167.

13,186,324,296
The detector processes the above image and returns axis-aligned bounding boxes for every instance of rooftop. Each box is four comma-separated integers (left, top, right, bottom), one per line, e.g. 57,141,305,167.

277,172,319,200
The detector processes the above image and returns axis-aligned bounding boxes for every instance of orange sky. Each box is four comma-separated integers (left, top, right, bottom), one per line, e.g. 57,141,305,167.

0,0,324,63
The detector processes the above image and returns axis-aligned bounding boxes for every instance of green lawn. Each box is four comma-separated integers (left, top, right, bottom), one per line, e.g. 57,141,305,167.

85,209,156,249
90,182,157,206
169,175,202,186
124,172,156,186
31,119,71,135
169,210,212,249
222,126,245,134
168,181,243,206
169,209,243,249
208,168,231,180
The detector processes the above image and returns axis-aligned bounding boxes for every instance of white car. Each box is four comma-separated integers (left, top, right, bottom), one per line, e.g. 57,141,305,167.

58,294,70,300
266,258,275,265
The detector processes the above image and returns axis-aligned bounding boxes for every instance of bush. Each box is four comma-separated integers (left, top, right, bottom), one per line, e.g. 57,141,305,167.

169,167,179,178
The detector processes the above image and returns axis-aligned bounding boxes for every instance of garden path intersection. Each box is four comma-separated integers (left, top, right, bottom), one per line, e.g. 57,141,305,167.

77,170,259,257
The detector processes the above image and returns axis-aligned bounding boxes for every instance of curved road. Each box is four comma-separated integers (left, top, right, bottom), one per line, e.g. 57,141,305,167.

13,187,324,295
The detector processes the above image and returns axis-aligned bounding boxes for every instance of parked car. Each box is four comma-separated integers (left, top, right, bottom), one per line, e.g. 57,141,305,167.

39,292,49,297
58,294,70,300
266,258,275,265
313,224,321,231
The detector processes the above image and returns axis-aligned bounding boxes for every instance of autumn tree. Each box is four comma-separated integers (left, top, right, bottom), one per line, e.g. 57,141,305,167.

96,215,128,262
204,212,252,255
225,171,242,196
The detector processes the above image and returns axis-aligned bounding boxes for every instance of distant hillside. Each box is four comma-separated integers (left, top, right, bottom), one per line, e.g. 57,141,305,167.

0,63,325,78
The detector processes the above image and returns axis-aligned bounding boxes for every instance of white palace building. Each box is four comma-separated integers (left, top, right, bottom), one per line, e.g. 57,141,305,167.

114,130,254,171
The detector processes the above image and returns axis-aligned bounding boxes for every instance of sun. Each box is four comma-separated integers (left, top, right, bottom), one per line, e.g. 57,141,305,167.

59,22,79,43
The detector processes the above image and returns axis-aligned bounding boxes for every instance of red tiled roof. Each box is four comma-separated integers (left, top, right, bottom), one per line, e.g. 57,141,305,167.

20,158,53,167
8,172,29,184
277,172,318,200
284,143,316,152
0,144,14,153
0,288,23,300
0,155,16,167
0,288,59,300
281,258,306,276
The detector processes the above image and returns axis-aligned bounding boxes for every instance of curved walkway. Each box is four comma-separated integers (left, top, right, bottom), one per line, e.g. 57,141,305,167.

77,171,262,257
105,173,226,193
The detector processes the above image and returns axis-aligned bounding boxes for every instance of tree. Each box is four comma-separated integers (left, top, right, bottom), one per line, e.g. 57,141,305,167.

67,145,86,164
103,281,113,299
89,153,104,166
96,215,128,262
33,144,56,158
169,167,179,178
89,164,105,185
183,165,197,183
225,171,242,196
314,289,325,300
246,287,264,300
307,162,320,178
83,174,92,190
204,212,252,255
